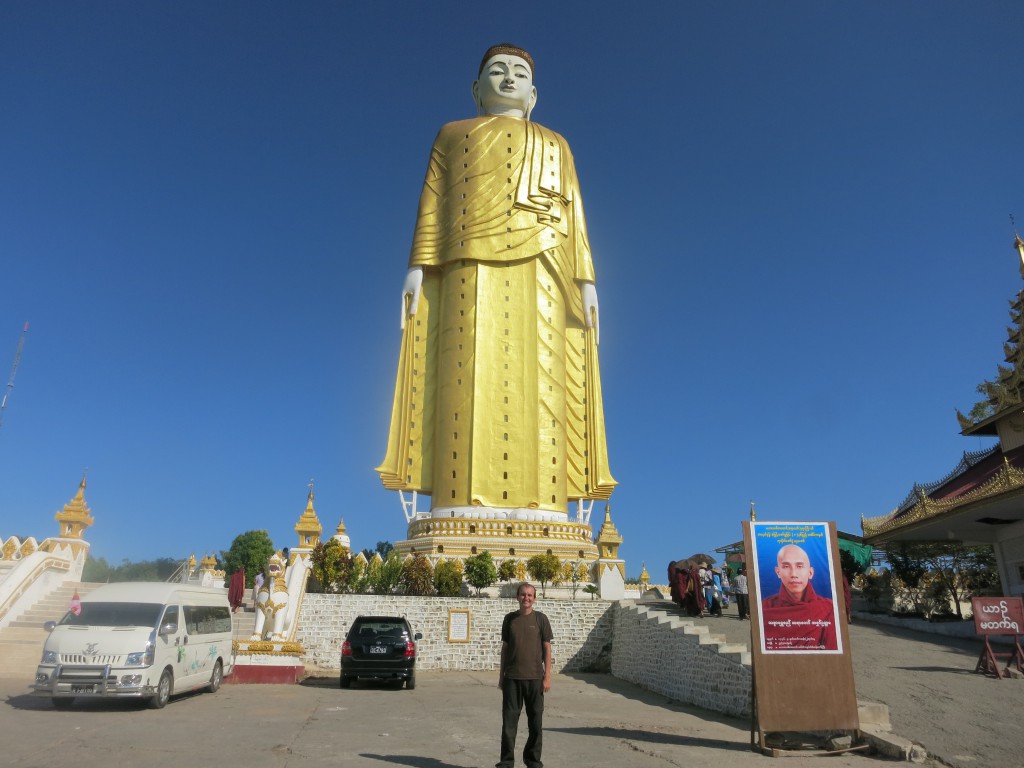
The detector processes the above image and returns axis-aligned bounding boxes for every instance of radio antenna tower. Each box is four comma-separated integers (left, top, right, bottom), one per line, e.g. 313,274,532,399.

0,322,29,433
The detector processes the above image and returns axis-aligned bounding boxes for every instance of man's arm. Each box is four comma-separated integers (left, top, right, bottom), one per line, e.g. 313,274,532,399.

498,640,508,689
542,640,552,692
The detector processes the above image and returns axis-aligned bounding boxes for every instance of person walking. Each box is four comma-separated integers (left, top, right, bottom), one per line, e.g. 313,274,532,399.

734,567,750,620
498,582,553,768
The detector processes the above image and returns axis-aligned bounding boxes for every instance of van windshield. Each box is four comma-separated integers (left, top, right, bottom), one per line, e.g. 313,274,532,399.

59,602,163,628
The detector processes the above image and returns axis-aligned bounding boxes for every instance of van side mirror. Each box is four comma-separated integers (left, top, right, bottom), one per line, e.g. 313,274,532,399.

158,622,178,636
43,621,56,632
414,632,423,641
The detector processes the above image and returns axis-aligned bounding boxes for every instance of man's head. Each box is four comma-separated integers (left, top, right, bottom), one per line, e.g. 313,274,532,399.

775,544,814,600
473,43,537,119
516,581,537,613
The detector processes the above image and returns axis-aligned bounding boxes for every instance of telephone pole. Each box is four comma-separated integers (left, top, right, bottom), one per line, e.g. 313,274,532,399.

0,322,29,433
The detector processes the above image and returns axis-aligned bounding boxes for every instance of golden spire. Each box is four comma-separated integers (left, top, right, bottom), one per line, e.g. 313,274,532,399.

294,482,322,548
749,500,756,522
595,504,622,559
54,473,94,539
639,562,650,587
335,517,347,535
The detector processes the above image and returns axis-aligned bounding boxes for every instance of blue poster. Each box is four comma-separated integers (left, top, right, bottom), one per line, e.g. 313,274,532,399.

750,522,842,654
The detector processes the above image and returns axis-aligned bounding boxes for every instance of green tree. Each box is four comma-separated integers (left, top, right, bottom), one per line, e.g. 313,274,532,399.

361,540,394,561
400,555,435,596
82,555,179,583
583,584,600,601
839,549,868,580
463,551,497,595
221,530,275,588
368,552,404,594
82,555,110,582
309,539,354,593
560,560,589,599
498,559,519,583
884,541,998,619
434,559,464,597
526,553,560,597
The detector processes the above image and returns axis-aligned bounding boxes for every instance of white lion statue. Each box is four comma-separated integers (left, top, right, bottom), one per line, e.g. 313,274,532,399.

251,551,290,641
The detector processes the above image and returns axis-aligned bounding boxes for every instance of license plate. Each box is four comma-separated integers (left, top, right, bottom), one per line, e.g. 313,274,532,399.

369,646,388,654
70,685,94,694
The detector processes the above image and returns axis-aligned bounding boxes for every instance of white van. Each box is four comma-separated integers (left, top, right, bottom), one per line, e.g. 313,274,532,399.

33,582,234,709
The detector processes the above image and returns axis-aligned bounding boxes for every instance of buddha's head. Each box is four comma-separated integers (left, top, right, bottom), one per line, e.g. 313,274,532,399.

473,43,537,119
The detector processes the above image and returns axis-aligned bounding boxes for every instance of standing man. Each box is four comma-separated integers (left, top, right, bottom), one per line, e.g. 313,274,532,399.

734,568,749,620
498,582,553,768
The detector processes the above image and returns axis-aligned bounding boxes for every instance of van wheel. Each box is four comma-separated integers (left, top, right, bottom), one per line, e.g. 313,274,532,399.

406,673,416,690
52,697,75,709
150,669,172,709
208,660,223,693
340,675,351,689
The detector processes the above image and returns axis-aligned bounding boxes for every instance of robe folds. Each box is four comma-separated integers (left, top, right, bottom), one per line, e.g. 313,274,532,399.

761,583,838,652
377,116,616,513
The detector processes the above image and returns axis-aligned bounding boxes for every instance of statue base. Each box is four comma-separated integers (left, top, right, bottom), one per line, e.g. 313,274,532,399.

230,640,305,684
395,515,599,565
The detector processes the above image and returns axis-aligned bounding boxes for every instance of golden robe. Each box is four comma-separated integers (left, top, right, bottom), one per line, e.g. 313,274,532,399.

377,115,615,514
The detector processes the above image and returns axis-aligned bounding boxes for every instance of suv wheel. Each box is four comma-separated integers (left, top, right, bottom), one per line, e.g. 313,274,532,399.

406,673,416,690
340,675,352,689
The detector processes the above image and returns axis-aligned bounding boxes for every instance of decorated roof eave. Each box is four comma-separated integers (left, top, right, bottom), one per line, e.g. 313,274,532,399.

862,457,1024,542
960,404,1024,437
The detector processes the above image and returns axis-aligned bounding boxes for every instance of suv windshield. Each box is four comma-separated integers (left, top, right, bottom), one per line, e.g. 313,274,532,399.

59,602,163,628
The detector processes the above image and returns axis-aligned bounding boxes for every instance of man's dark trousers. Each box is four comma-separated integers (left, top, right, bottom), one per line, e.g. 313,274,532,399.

736,593,750,619
499,678,544,768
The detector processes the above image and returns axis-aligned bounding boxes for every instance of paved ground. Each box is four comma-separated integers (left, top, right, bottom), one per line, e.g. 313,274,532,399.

3,607,1019,767
4,671,897,768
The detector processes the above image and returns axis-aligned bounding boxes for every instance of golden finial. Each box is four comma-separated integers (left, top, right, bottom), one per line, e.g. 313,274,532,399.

1015,214,1024,280
749,500,756,522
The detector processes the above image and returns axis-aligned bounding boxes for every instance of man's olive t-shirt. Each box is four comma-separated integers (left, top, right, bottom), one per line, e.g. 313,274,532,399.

501,610,553,680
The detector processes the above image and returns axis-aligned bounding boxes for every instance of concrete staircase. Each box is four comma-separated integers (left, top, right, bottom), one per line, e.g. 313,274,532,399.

231,601,257,641
625,601,752,665
0,582,104,680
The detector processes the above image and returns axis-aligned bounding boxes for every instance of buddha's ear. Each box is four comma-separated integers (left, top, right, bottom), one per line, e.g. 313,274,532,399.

471,79,483,115
525,86,538,120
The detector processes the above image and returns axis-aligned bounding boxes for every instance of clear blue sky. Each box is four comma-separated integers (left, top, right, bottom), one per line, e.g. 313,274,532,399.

2,2,1022,576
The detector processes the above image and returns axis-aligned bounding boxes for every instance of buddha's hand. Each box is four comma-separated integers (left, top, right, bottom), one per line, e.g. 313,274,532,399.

401,267,424,329
581,281,600,345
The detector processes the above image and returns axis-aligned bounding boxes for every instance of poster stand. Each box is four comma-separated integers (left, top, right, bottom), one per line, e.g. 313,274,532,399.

970,596,1024,679
743,521,860,756
974,636,1024,679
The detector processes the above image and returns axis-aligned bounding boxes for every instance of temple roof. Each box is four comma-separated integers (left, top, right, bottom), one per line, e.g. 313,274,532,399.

863,443,1024,542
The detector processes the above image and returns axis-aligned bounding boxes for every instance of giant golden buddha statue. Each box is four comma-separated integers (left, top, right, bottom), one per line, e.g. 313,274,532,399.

377,44,615,553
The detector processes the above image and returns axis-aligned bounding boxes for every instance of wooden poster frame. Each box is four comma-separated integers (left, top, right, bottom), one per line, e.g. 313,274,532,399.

744,521,859,750
447,608,471,643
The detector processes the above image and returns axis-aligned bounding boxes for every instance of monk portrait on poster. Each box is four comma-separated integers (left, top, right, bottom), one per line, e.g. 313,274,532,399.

761,543,838,652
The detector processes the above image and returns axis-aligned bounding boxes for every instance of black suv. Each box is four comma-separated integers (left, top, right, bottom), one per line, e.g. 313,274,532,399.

340,616,422,689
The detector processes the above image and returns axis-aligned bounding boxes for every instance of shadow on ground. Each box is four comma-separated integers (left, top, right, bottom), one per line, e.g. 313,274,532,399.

547,725,751,753
360,754,464,768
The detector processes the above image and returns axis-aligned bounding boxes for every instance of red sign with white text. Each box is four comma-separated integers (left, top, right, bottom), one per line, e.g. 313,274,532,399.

972,597,1024,636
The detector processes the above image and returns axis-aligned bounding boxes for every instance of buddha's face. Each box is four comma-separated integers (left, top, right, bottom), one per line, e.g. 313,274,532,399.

473,54,537,117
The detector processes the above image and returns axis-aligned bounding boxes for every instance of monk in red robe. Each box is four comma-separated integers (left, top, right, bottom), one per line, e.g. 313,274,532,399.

761,544,837,651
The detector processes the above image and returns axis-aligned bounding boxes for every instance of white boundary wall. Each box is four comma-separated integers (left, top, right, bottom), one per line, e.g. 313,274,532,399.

298,594,614,674
296,595,751,717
